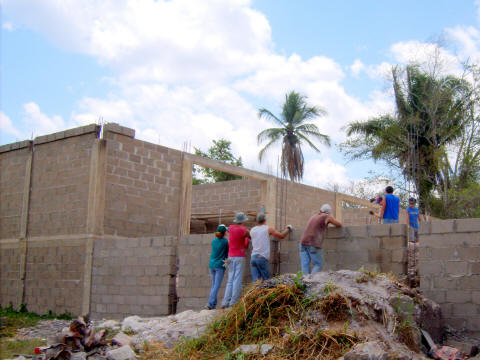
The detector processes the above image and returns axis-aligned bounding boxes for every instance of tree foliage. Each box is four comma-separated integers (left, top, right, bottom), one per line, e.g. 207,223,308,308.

342,58,480,218
257,91,330,181
193,139,243,184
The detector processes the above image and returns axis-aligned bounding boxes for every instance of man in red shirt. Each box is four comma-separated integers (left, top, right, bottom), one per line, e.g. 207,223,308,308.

221,212,251,308
300,204,342,274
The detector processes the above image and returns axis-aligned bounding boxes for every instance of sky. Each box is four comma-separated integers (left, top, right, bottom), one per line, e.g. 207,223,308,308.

2,0,480,189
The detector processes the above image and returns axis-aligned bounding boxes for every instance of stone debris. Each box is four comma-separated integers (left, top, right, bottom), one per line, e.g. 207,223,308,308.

121,309,220,345
111,333,132,347
106,346,136,360
343,341,389,360
232,344,274,355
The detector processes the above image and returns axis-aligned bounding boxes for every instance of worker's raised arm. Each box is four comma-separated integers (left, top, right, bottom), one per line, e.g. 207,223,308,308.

268,226,290,239
327,215,342,227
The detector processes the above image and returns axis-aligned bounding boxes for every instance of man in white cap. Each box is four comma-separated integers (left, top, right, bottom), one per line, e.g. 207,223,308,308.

299,204,342,274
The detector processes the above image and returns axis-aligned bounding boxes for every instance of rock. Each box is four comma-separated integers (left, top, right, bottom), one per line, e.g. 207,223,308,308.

106,346,136,360
344,341,389,360
112,332,133,346
70,352,87,360
121,316,144,333
232,344,274,355
97,320,120,330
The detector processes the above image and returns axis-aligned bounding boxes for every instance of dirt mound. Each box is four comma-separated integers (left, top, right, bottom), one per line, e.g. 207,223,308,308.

151,270,441,359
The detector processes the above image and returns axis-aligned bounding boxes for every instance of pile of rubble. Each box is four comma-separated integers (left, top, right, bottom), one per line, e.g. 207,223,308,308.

14,316,137,360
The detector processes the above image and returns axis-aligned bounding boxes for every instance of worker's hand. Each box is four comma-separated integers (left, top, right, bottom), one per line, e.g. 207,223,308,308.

369,210,374,215
223,258,230,266
287,225,293,232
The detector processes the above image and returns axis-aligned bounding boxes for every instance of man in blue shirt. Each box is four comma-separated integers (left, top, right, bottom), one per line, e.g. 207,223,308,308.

406,197,422,242
380,186,400,224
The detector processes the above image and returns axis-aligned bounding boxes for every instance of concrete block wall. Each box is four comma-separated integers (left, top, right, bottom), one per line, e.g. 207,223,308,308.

419,219,480,331
23,238,87,315
103,129,183,237
0,143,30,239
281,181,336,229
177,223,408,311
0,242,21,307
28,128,98,236
90,236,176,318
192,179,262,215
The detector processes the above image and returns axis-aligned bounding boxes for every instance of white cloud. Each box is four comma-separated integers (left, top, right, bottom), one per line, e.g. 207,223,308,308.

303,158,350,188
22,102,65,136
0,111,21,139
350,59,365,78
2,0,398,185
2,22,14,31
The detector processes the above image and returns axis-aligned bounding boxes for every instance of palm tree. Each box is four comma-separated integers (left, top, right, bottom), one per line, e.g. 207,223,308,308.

343,65,470,211
257,91,331,181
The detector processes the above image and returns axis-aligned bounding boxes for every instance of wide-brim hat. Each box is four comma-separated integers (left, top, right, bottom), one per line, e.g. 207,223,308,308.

233,212,248,223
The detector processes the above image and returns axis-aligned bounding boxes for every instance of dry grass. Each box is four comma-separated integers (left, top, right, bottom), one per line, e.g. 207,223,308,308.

320,292,350,322
149,280,360,360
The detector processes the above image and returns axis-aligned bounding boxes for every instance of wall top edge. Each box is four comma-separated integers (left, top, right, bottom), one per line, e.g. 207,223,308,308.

0,140,32,154
32,124,101,146
103,123,135,138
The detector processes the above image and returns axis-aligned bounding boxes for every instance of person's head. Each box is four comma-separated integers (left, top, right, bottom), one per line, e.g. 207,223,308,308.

385,186,394,194
320,204,332,214
233,212,248,225
409,197,416,207
256,213,267,224
215,224,228,238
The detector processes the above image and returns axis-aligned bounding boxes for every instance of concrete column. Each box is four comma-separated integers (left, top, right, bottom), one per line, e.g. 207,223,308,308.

179,158,193,236
17,142,33,307
82,139,106,315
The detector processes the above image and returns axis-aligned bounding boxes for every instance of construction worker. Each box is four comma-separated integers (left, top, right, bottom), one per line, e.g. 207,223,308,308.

221,212,250,308
380,186,400,224
250,213,292,282
299,204,342,274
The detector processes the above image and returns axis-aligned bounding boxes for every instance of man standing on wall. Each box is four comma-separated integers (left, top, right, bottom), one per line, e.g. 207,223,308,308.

380,186,400,224
250,213,292,282
299,204,342,274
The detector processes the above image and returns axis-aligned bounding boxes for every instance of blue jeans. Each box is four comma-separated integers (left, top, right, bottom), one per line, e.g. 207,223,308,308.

299,244,323,274
250,254,271,281
383,218,399,224
207,268,225,309
221,257,245,307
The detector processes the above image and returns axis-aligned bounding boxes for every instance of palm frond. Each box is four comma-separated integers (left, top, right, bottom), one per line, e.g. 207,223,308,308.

257,127,284,145
258,108,285,127
258,137,279,162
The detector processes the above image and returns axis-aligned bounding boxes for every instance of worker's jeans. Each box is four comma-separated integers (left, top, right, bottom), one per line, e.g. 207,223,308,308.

299,244,323,274
207,267,225,309
250,254,271,281
221,257,245,307
383,218,399,224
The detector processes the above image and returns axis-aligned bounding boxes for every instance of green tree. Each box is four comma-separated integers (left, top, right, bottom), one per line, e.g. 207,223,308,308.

342,63,477,216
193,139,243,184
257,90,331,181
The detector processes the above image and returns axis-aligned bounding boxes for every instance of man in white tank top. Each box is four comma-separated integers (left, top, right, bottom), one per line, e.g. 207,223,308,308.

250,213,292,281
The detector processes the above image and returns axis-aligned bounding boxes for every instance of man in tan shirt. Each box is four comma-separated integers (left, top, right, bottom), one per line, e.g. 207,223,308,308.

300,204,342,274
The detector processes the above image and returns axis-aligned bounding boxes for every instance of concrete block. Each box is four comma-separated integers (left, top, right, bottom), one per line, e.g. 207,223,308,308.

452,303,477,316
445,261,468,275
458,275,480,290
392,249,406,263
345,226,368,238
446,290,472,303
431,220,454,234
455,218,480,233
380,236,405,250
104,123,135,138
433,276,458,290
390,224,407,236
418,222,431,235
368,224,390,237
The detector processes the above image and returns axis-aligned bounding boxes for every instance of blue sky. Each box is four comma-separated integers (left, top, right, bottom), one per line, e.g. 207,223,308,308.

2,0,480,189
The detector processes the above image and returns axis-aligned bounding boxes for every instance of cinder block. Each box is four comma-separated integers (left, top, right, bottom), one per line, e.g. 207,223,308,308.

392,249,406,263
433,276,458,290
368,225,390,237
390,224,407,236
445,261,468,275
431,220,455,234
380,236,405,250
458,275,480,290
446,290,471,303
455,218,480,233
452,303,477,316
418,222,431,235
